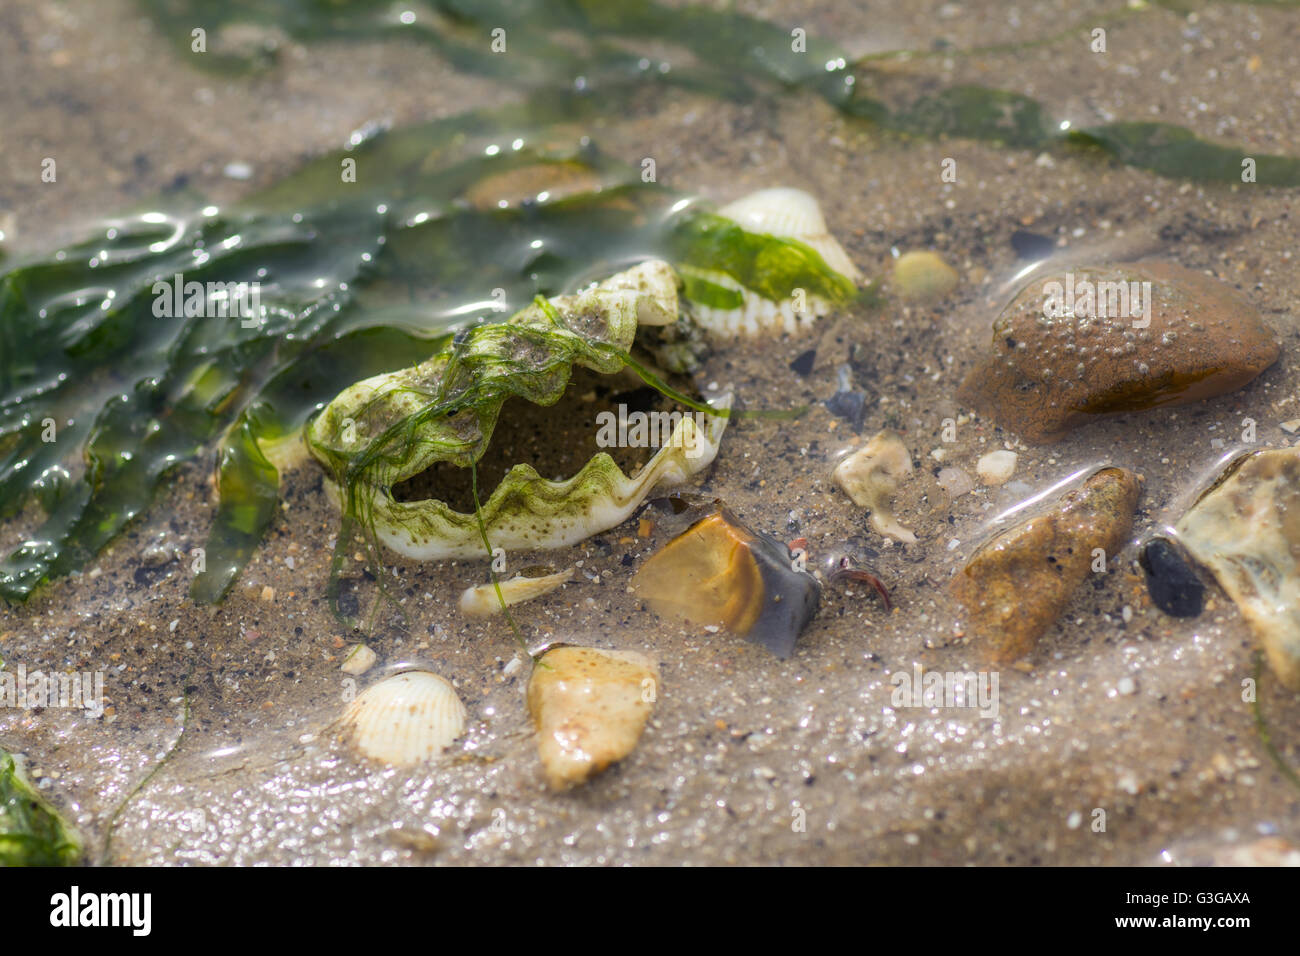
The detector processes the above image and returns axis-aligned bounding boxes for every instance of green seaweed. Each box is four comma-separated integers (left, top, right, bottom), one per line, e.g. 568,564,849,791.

8,0,1300,607
0,102,862,605
1067,122,1300,185
0,746,82,866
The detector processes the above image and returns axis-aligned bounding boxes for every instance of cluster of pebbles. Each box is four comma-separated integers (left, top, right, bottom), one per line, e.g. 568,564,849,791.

843,249,1298,694
331,189,1299,798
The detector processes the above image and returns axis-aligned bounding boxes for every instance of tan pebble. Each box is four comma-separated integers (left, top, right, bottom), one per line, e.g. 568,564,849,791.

340,644,377,676
527,646,658,791
976,450,1018,486
893,251,959,301
953,468,1141,664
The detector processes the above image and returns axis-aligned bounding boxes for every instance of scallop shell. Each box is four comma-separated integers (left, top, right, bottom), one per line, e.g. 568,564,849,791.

342,671,467,767
685,188,860,338
459,567,574,617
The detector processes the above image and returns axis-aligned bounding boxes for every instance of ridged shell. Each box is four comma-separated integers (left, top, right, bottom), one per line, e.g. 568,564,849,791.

717,187,861,283
684,188,861,338
342,671,467,767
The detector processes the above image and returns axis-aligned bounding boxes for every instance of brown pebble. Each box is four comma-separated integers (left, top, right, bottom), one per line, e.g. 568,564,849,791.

958,262,1278,443
952,467,1142,664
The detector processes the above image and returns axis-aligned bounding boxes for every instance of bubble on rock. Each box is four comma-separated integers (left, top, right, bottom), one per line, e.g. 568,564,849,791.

958,262,1278,443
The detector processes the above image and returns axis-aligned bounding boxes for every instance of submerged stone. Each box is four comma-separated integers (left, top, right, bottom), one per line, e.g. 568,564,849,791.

1139,538,1205,618
892,250,958,301
632,507,820,658
527,646,658,791
959,262,1279,443
1176,447,1300,690
952,467,1142,663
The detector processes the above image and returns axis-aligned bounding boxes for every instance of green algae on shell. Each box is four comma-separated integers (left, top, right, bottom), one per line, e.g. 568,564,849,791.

307,260,729,562
1175,447,1300,690
958,262,1279,443
952,467,1142,664
670,188,860,339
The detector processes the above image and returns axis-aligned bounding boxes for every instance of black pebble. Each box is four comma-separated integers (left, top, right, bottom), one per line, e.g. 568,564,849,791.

1140,538,1205,618
789,349,816,377
824,389,868,432
1010,229,1055,261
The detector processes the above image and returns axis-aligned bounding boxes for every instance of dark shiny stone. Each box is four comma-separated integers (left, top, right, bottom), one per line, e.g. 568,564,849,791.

1140,538,1205,618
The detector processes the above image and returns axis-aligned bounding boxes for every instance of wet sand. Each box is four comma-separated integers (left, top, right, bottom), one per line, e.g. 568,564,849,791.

3,0,1300,865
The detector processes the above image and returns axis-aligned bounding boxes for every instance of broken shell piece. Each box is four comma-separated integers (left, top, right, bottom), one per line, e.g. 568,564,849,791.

832,431,917,543
1175,447,1300,689
680,187,860,338
632,507,820,658
976,450,1018,486
952,467,1141,664
459,567,575,617
340,643,377,675
342,671,467,767
527,645,658,791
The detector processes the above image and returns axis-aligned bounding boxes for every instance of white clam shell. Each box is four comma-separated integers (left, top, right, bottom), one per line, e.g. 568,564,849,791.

342,671,467,767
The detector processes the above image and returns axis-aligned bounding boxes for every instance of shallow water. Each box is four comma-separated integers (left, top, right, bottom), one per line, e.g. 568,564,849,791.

3,0,1300,865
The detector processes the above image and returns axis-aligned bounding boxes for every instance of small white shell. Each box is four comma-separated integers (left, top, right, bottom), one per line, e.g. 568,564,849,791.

718,188,861,282
342,671,467,767
459,567,574,617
